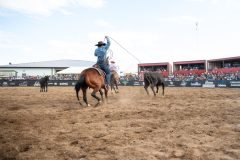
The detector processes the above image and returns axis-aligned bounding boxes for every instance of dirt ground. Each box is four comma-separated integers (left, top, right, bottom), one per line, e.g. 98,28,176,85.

0,86,239,160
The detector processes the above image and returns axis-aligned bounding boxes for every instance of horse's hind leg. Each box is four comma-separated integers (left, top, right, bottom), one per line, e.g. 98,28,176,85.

91,87,101,106
82,88,90,107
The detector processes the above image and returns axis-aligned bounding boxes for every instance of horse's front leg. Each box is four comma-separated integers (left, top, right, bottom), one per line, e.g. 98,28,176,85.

104,87,108,103
99,89,104,101
115,81,119,93
110,82,114,92
112,84,117,93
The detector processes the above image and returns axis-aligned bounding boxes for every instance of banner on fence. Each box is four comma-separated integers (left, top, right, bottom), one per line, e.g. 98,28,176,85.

0,79,239,88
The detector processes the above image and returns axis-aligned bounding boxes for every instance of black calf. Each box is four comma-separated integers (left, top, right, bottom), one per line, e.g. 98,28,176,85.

144,72,165,96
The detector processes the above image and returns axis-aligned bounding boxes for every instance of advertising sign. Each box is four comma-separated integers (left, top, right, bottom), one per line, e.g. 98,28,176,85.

0,79,239,88
229,81,240,87
202,81,215,88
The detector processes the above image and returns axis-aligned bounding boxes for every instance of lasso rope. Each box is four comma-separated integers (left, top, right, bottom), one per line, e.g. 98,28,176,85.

107,36,141,63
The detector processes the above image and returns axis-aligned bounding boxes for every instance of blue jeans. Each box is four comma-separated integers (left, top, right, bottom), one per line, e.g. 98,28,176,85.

98,63,110,85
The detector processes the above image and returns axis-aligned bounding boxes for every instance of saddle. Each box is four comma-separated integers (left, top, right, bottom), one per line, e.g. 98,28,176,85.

91,64,106,77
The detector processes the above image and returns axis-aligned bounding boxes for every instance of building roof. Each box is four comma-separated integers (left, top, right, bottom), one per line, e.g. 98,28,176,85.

207,56,240,62
0,59,95,68
173,60,206,65
138,62,170,67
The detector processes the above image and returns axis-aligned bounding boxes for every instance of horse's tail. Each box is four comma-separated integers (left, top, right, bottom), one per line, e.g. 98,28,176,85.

75,75,85,102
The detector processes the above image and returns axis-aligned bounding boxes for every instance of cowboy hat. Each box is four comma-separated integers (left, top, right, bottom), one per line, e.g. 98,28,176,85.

95,41,106,46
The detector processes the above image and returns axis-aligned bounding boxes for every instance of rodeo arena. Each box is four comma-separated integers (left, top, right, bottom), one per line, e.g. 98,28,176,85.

0,49,240,159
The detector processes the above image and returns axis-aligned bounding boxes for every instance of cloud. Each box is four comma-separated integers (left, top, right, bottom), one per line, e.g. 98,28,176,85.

0,0,107,16
95,19,114,29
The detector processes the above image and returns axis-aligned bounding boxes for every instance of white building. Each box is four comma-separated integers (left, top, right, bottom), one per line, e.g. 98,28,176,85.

0,60,94,78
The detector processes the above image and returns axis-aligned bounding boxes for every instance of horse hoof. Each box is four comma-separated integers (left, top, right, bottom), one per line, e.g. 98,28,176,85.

87,104,91,107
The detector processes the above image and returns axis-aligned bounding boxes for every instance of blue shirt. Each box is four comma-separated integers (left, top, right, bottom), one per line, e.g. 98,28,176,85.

94,37,111,64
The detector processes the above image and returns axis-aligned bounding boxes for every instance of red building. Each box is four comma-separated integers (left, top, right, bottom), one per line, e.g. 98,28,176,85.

207,56,240,73
173,60,206,76
138,62,172,81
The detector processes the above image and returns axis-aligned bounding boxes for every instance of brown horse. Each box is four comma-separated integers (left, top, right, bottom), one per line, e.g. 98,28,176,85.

75,67,108,107
110,71,120,93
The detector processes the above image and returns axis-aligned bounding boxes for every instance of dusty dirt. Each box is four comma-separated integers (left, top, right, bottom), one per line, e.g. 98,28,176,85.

0,86,239,160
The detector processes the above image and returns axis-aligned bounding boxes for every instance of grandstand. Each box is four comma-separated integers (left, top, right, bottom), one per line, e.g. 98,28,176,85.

138,62,172,80
137,56,240,82
173,60,206,76
207,56,240,73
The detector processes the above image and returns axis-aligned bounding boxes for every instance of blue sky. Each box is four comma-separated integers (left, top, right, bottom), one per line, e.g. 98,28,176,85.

0,0,240,72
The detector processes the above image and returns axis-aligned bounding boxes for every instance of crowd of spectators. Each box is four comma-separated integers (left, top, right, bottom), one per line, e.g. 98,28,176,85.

1,70,240,82
168,71,240,81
